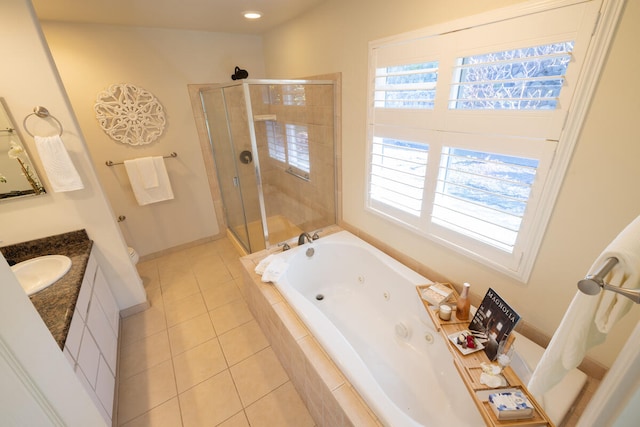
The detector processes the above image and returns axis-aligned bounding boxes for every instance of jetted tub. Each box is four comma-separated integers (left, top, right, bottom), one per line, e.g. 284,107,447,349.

272,231,484,427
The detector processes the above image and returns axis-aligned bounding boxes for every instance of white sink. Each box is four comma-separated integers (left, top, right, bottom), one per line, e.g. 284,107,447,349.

11,255,72,295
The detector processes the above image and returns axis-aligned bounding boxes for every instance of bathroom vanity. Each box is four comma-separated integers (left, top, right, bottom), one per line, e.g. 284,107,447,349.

1,230,120,425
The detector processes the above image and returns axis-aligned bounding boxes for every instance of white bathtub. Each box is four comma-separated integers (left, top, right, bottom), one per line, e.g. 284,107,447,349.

272,231,484,427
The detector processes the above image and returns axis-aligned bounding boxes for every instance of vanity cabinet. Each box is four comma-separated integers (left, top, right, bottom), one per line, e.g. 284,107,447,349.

63,248,119,425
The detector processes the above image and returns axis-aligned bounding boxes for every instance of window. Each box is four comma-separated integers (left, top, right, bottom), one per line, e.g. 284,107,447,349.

370,137,429,217
367,0,604,280
285,124,310,174
374,62,439,109
266,121,310,180
266,121,286,163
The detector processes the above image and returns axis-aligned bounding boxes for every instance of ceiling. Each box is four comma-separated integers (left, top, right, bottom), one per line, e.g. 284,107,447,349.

31,0,325,34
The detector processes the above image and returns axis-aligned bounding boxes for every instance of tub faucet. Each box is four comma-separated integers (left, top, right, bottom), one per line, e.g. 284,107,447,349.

298,232,313,246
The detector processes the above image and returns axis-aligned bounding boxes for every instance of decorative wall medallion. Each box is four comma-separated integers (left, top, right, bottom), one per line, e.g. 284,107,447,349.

94,83,166,146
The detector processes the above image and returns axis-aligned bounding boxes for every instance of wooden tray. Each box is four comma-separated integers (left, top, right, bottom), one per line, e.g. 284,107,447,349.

416,283,470,331
437,314,553,426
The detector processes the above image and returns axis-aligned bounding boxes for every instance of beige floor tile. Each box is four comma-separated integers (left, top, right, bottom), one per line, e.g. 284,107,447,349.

173,338,228,393
202,280,243,311
120,305,167,347
230,347,289,406
216,411,250,427
118,359,177,425
245,382,315,427
136,259,158,277
165,293,207,327
119,330,172,379
195,264,234,293
190,252,225,272
179,370,243,427
218,320,270,366
143,284,164,308
211,238,239,255
120,397,182,427
168,312,216,355
160,274,200,304
209,299,254,335
225,259,245,279
136,260,160,291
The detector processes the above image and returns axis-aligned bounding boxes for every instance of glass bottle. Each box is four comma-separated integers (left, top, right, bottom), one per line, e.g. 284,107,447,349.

456,282,471,320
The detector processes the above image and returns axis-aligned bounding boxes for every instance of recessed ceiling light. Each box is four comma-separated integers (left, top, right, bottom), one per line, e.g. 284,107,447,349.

243,11,262,20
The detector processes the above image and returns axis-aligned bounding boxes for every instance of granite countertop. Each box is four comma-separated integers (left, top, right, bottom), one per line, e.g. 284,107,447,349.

1,230,93,350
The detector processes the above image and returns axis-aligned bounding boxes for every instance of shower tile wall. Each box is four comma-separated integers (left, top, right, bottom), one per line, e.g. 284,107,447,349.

250,84,336,236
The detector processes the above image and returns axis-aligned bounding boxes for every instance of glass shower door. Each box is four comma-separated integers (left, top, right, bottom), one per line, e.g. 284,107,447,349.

200,88,252,252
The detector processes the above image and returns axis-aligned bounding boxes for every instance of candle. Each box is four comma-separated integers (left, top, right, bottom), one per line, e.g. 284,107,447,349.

439,304,452,321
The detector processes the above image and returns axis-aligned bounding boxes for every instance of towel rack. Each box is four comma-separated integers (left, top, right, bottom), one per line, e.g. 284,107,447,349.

23,106,64,137
578,257,640,303
105,152,178,166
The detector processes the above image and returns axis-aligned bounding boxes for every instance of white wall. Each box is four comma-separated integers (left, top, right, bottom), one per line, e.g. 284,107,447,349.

39,22,266,257
262,0,640,369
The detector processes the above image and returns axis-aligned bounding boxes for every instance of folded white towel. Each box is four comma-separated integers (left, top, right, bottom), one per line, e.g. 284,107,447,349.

124,156,174,206
255,254,276,276
261,257,288,283
528,215,640,397
33,135,84,192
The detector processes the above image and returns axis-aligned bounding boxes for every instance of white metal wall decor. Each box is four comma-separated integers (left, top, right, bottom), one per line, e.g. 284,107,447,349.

94,83,166,146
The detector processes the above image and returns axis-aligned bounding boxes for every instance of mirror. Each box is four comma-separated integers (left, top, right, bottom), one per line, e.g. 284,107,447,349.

0,98,46,199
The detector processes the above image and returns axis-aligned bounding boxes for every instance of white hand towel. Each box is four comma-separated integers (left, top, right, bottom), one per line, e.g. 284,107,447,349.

124,156,174,206
33,135,84,192
261,257,288,283
134,157,159,189
255,254,275,276
528,215,640,397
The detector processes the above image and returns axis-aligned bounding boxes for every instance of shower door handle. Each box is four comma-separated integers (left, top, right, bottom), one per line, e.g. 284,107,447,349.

233,176,239,187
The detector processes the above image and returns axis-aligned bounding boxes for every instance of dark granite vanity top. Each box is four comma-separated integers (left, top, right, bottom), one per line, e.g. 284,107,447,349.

1,230,93,350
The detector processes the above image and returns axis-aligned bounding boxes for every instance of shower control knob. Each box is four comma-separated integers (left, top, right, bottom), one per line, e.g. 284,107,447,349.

239,150,253,164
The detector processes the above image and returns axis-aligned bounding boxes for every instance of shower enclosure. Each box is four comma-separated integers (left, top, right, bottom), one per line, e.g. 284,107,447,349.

199,80,336,253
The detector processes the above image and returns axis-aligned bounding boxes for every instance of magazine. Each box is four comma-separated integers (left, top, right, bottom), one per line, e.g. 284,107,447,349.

468,288,520,361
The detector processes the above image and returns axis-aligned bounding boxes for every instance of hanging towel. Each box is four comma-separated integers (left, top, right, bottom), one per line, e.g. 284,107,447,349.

33,135,84,192
528,215,640,397
133,156,159,189
124,156,174,206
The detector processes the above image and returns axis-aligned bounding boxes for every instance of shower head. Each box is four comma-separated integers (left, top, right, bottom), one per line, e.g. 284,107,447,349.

231,66,249,80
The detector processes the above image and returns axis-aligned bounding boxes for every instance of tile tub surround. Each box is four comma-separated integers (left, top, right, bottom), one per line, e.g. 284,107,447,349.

239,248,383,427
1,230,93,349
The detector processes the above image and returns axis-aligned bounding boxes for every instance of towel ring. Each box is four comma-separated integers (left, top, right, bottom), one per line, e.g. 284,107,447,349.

23,106,64,137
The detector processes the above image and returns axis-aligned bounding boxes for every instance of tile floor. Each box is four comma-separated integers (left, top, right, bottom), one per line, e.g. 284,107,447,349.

116,237,315,427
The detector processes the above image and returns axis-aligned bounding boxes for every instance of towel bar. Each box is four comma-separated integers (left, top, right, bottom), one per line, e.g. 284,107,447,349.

578,257,640,303
105,152,178,166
